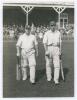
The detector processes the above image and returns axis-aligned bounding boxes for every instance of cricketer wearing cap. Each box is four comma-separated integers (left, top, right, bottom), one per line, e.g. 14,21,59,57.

43,21,62,84
16,25,38,84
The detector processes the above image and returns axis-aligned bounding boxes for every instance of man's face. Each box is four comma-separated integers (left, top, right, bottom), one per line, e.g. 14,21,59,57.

50,25,56,32
25,29,30,35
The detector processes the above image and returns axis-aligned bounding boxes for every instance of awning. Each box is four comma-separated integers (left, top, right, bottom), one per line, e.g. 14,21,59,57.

3,0,74,26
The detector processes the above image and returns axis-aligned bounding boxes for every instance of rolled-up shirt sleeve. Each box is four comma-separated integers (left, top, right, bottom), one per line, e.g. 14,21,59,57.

43,33,48,44
16,36,22,47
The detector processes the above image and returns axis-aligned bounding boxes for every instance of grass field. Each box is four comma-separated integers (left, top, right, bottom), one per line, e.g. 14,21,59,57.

3,39,74,97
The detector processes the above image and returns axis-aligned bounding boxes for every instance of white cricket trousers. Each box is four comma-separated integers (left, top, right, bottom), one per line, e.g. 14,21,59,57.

21,66,36,83
21,49,36,83
45,46,60,82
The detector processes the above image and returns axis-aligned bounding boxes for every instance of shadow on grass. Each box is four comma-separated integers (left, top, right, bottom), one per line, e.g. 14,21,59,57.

36,68,46,82
36,67,69,82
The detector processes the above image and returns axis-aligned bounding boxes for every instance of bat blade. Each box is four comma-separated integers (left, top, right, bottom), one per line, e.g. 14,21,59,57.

16,64,21,80
60,60,64,81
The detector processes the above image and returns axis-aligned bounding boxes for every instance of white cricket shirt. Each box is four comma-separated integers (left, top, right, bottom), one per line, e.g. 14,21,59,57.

16,33,38,52
43,30,61,46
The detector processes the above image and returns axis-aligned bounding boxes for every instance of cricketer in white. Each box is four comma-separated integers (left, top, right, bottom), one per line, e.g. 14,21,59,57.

43,21,62,84
16,25,38,84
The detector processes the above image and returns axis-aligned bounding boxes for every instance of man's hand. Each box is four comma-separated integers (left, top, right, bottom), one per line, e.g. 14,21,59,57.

16,52,20,57
52,42,60,47
45,50,50,58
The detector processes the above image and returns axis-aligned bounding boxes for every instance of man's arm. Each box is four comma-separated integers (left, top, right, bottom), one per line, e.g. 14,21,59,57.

43,43,47,51
59,33,62,54
43,33,49,56
16,46,21,57
44,43,50,57
44,43,48,52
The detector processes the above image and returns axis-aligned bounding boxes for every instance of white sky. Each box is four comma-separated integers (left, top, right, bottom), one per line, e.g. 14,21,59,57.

3,0,74,4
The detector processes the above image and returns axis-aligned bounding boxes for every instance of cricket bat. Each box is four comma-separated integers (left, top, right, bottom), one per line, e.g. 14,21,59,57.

60,58,64,81
16,56,21,80
59,35,64,81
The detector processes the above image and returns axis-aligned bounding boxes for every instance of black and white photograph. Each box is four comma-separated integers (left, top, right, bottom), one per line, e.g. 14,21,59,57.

2,0,74,98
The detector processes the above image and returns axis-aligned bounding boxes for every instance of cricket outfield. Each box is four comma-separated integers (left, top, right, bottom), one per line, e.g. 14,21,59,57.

3,38,74,97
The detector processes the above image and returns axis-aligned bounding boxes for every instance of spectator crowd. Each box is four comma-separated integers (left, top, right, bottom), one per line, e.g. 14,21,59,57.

3,23,74,40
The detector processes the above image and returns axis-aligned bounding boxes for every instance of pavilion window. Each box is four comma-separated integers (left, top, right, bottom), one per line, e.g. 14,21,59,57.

60,13,68,28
